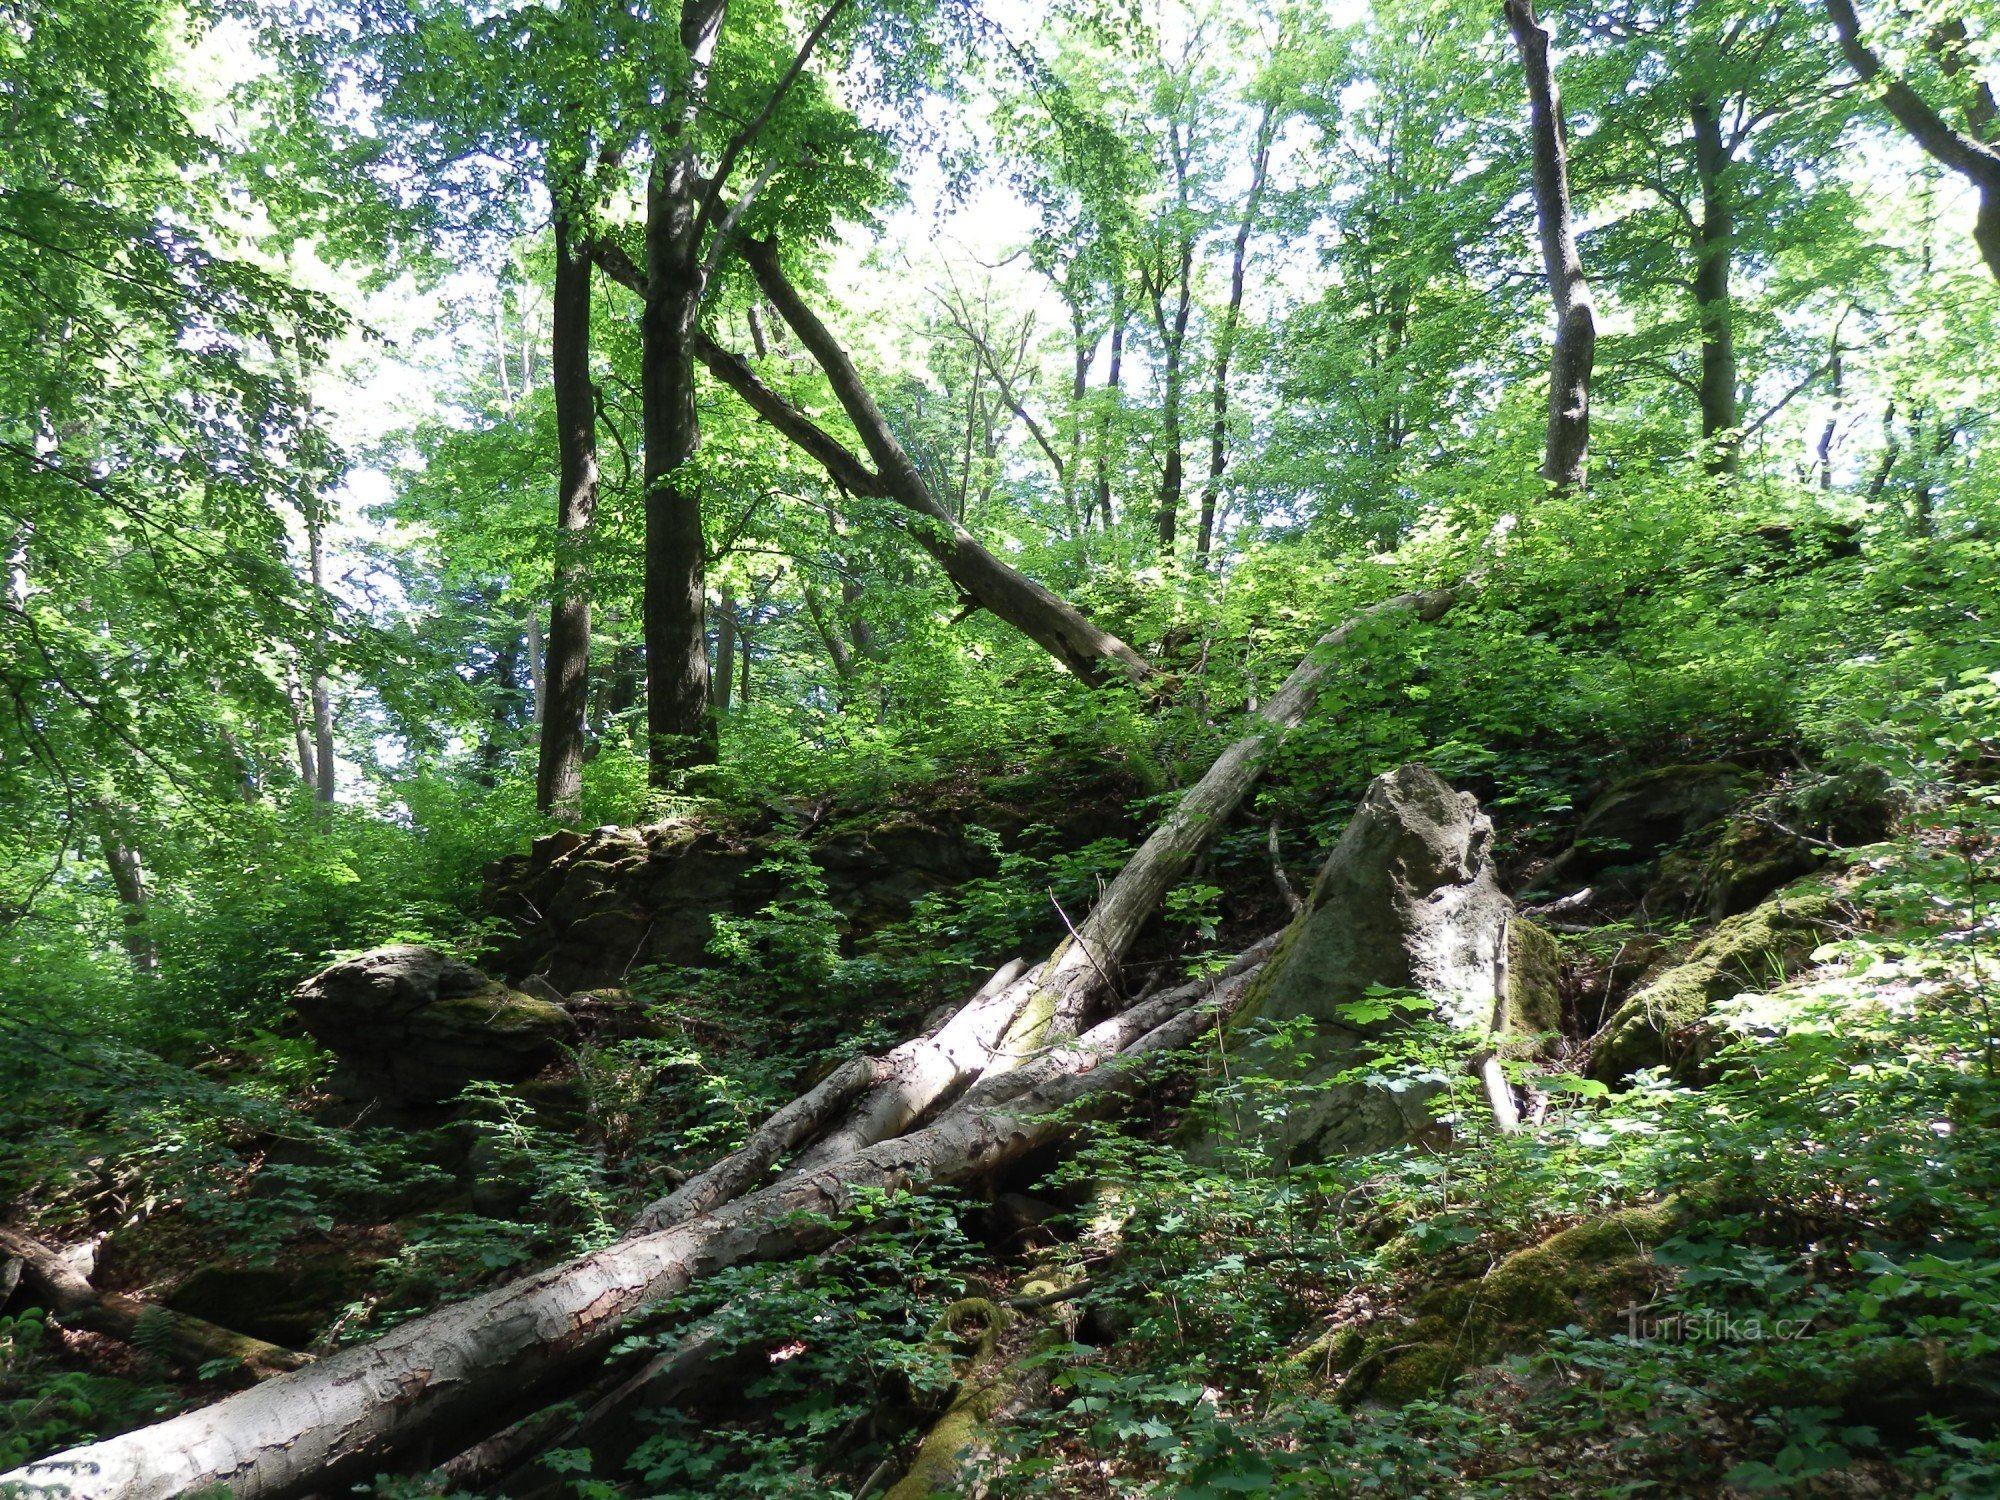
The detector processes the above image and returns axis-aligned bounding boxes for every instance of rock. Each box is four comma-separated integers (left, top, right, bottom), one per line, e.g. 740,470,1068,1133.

1214,765,1524,1163
165,1245,386,1349
1646,767,1899,920
1590,883,1840,1082
1320,1204,1678,1401
293,945,576,1107
1570,762,1754,878
1504,919,1564,1052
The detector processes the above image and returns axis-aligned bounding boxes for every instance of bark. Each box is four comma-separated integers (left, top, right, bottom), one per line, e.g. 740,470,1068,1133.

536,206,602,820
2,966,1251,1500
0,1225,307,1382
777,960,1030,1181
526,610,545,727
1506,0,1598,492
1825,0,2000,283
640,135,719,779
1196,106,1276,565
800,582,853,680
1096,304,1124,530
712,588,737,711
1689,92,1739,472
95,821,157,976
286,664,316,792
1147,123,1196,556
989,581,1463,1063
305,512,337,806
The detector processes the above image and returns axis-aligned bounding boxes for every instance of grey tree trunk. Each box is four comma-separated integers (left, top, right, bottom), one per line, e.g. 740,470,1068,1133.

1505,0,1597,493
0,962,1250,1500
96,820,157,975
712,588,737,711
1196,106,1276,565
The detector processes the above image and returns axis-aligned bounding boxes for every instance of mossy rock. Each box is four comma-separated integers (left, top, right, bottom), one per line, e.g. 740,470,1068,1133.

1570,763,1754,877
1590,882,1839,1082
1334,1204,1679,1402
1503,919,1563,1053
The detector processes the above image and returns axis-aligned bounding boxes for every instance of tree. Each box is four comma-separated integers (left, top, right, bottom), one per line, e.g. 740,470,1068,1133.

1507,0,1598,490
1824,0,2000,284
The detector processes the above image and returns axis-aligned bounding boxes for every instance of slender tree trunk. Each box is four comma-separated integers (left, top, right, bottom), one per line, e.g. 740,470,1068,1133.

1825,0,2000,283
1096,304,1123,530
1197,107,1276,566
1152,252,1192,556
287,663,316,792
96,819,157,975
801,582,852,680
526,610,545,727
1506,0,1598,493
1689,92,1738,473
304,512,336,807
537,208,601,819
712,589,736,711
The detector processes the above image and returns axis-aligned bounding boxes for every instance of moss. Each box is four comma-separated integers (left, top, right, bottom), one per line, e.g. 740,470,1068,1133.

426,985,573,1037
1503,919,1564,1051
1592,882,1838,1081
1334,1205,1679,1402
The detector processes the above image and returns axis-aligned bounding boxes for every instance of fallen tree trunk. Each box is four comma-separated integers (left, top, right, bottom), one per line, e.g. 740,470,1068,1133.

987,580,1464,1065
1,964,1262,1500
777,958,1030,1181
0,1225,310,1382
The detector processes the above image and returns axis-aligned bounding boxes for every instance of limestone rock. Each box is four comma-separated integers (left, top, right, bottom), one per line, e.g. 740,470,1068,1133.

293,945,575,1106
1216,765,1517,1163
1590,883,1839,1082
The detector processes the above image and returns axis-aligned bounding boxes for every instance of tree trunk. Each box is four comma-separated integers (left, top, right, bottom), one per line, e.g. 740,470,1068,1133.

526,610,545,726
96,819,157,976
1689,91,1738,473
1,965,1251,1500
641,143,718,780
1096,304,1123,530
1506,0,1598,493
536,206,602,820
1825,0,2000,283
303,504,337,806
1196,108,1276,566
712,589,737,711
286,664,316,792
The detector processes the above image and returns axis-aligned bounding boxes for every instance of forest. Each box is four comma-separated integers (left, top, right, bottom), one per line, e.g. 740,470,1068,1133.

3,0,2000,1494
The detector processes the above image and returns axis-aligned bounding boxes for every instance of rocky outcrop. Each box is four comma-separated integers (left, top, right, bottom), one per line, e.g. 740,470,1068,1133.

482,782,1135,993
1569,762,1754,879
293,946,576,1107
1590,882,1841,1081
1212,765,1545,1163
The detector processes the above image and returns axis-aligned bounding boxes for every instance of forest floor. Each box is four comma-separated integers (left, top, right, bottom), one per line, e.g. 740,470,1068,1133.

5,764,2000,1498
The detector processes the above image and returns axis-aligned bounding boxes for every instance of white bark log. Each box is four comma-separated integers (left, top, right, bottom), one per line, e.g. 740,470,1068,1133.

0,962,1261,1500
